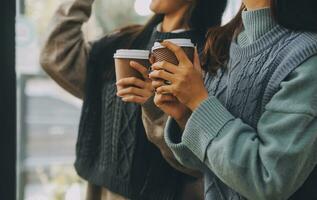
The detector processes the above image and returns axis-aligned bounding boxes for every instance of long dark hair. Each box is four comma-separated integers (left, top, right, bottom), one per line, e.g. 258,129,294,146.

90,0,228,82
128,0,228,49
204,0,317,73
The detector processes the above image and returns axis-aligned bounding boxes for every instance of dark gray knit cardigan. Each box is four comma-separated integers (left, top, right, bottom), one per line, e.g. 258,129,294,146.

75,26,205,200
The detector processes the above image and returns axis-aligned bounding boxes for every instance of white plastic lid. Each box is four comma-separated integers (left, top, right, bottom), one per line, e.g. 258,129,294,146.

113,49,150,59
152,38,194,51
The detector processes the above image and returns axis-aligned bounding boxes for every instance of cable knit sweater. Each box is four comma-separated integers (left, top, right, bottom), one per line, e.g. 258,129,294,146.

39,0,206,199
165,8,317,200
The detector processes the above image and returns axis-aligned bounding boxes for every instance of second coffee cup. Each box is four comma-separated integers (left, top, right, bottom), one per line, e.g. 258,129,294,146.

114,49,150,85
151,38,195,65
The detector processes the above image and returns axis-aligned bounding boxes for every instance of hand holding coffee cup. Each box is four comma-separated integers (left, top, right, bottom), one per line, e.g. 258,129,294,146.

114,49,154,104
150,38,195,91
150,40,208,111
114,49,150,81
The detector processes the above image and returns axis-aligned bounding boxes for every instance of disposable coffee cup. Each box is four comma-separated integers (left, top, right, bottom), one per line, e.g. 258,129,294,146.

114,49,150,85
151,38,195,65
151,39,195,87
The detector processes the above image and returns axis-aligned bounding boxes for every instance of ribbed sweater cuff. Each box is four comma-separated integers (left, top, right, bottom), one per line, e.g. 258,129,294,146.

164,117,206,171
165,96,234,163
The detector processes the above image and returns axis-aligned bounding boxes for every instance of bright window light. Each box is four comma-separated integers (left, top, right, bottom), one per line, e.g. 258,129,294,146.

65,184,82,200
134,0,153,16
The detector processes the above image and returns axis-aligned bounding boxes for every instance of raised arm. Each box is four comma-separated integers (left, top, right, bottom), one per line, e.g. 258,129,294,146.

40,0,94,99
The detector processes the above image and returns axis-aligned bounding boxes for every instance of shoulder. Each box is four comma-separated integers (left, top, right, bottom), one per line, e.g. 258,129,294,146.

266,55,317,116
263,31,317,113
280,31,317,56
269,30,317,81
90,25,144,59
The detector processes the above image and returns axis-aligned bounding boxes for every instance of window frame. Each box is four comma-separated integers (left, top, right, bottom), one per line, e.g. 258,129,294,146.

0,0,17,199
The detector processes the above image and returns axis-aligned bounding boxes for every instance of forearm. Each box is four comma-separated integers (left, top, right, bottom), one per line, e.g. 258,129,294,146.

159,140,202,178
142,96,165,121
40,0,94,99
204,111,317,200
174,112,191,130
166,96,317,200
141,107,201,177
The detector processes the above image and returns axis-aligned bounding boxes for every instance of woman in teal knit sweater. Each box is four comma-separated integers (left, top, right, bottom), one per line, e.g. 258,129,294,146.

149,0,317,199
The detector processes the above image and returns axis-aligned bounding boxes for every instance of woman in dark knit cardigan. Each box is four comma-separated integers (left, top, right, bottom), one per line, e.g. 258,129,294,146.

40,0,227,199
151,0,317,199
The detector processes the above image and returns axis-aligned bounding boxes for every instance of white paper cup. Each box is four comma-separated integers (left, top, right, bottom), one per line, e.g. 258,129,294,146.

114,49,150,84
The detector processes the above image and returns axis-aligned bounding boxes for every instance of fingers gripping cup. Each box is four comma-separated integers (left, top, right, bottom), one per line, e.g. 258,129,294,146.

151,39,195,86
114,49,150,89
151,38,195,65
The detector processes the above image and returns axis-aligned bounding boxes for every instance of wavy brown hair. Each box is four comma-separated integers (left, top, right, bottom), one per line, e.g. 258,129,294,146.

204,0,317,74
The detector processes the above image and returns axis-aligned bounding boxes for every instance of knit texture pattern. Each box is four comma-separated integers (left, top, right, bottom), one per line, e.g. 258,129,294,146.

76,26,204,200
206,28,317,127
202,8,317,199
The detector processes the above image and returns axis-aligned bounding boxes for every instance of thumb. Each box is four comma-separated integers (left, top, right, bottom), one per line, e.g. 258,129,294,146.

149,53,155,65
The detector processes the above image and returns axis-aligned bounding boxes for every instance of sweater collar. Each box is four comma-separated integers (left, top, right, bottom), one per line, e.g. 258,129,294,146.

238,8,277,45
231,8,290,59
145,27,200,51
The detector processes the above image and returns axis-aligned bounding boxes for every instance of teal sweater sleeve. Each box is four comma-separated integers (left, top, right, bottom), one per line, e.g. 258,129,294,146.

164,55,317,200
